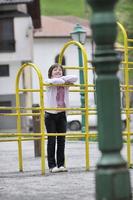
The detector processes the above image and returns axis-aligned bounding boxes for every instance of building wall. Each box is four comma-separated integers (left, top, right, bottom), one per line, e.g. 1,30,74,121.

0,61,23,95
0,16,33,63
0,14,33,130
0,94,26,130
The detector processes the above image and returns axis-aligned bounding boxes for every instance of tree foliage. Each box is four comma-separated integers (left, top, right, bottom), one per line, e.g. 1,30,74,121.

116,0,133,75
116,0,133,39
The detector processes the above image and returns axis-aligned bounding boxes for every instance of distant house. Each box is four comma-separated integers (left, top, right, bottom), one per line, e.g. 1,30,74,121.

0,0,93,129
0,0,33,129
33,16,93,105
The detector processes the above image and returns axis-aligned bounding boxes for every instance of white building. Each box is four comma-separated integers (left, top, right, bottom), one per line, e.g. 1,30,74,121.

0,0,33,129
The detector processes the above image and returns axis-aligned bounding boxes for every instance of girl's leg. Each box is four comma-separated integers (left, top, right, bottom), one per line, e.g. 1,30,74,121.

45,113,56,169
56,112,67,167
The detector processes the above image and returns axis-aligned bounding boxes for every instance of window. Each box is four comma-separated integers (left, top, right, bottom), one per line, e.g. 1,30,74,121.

0,65,9,77
55,54,66,66
0,18,15,52
0,101,12,113
55,54,66,75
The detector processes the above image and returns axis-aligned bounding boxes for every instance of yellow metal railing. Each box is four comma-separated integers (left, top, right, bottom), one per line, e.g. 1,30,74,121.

58,40,90,170
0,22,133,173
16,62,45,174
117,22,133,167
0,41,91,174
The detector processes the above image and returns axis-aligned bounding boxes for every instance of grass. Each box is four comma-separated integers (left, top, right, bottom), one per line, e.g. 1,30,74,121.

40,0,89,18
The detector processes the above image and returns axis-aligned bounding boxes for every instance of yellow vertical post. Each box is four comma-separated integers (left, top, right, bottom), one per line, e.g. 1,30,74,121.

16,94,23,171
83,47,89,171
59,40,90,170
117,22,131,167
16,63,45,174
39,73,45,175
28,63,45,175
16,65,25,172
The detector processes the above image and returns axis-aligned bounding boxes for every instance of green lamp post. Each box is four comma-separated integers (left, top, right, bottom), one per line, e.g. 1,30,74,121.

86,0,132,199
70,24,87,133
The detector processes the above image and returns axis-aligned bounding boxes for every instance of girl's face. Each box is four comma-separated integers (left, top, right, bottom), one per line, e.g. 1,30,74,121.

51,67,63,78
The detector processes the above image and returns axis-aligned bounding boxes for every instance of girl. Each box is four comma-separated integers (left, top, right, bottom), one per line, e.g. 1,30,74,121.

45,63,77,173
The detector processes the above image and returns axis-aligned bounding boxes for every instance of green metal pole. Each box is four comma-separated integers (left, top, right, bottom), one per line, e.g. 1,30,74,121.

71,24,86,133
86,0,132,199
78,47,85,133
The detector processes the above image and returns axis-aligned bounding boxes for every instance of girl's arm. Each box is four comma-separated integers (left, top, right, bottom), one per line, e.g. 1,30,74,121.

45,78,65,84
61,75,78,83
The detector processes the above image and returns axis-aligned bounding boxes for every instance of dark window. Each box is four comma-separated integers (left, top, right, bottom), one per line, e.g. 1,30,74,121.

55,54,66,66
0,101,12,113
0,65,9,77
0,18,15,52
55,54,66,75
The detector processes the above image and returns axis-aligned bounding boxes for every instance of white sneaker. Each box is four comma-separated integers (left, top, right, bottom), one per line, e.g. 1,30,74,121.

58,166,68,172
49,167,59,173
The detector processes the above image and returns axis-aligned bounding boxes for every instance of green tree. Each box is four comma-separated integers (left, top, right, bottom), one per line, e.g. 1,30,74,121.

116,0,133,65
116,0,133,39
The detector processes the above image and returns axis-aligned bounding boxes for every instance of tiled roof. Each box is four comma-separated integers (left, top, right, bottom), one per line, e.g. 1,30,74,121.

0,0,33,4
34,16,91,38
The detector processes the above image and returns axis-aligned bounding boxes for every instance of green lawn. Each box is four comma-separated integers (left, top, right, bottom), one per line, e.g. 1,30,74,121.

40,0,88,18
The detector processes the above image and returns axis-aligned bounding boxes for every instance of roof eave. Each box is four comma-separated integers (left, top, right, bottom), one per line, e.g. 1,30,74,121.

34,35,91,39
0,0,33,5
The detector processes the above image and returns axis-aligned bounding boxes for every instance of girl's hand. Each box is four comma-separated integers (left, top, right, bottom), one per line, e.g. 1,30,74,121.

61,75,78,83
45,78,65,84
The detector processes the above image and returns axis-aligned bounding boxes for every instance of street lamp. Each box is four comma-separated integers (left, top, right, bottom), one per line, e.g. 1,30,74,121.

70,23,87,44
70,24,87,133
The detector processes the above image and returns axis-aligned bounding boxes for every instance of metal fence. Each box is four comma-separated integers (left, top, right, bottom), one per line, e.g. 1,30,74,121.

0,22,133,175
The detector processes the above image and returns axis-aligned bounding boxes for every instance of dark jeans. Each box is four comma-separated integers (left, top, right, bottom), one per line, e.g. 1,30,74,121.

45,112,67,169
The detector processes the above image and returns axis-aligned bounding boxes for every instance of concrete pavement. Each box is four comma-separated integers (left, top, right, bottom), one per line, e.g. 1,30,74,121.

0,140,133,200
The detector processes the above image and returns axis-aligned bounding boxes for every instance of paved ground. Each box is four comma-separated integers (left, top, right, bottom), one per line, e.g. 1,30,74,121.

0,139,133,200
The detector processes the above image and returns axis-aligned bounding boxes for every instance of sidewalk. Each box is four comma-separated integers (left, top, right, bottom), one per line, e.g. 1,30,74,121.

0,140,132,200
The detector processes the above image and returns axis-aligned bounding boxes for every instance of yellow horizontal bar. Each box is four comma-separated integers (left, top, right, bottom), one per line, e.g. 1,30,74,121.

128,39,133,42
0,107,91,116
0,107,17,110
0,136,129,143
122,62,133,65
0,132,90,137
0,106,97,112
0,113,18,116
19,89,40,92
0,112,99,117
0,113,40,116
69,89,95,92
43,83,95,87
70,110,97,113
17,84,97,91
121,85,133,88
0,132,132,142
64,66,85,70
0,108,99,116
63,66,94,70
128,47,133,50
123,133,133,136
0,107,42,111
22,107,40,110
0,133,42,137
0,138,42,142
45,107,86,111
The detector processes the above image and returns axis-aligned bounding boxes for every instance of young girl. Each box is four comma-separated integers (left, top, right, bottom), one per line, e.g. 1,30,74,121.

45,63,77,173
